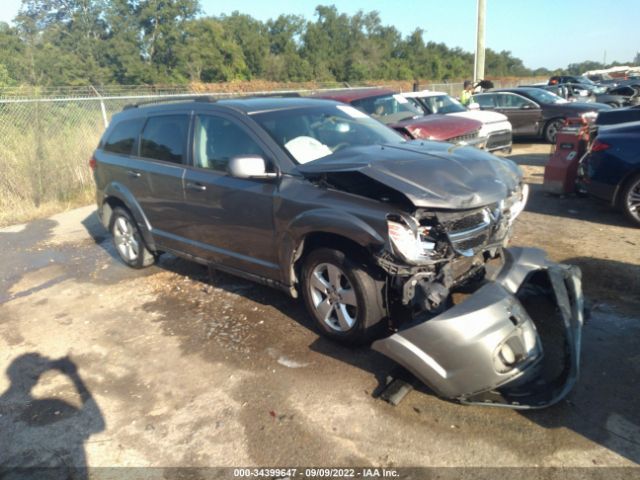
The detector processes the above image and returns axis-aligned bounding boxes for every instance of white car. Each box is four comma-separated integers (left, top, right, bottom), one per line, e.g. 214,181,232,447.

402,90,513,153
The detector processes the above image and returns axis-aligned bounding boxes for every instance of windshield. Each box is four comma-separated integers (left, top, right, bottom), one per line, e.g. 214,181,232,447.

251,105,405,164
576,76,597,86
418,94,467,114
350,94,424,125
522,88,568,104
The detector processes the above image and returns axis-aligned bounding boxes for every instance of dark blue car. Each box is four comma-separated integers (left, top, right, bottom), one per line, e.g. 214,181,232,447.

580,120,640,226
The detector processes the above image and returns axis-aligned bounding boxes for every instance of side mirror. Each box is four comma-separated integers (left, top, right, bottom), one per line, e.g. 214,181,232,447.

521,104,533,110
228,156,277,179
467,102,480,111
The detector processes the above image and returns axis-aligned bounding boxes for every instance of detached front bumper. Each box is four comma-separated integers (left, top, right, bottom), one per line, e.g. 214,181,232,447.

372,247,584,409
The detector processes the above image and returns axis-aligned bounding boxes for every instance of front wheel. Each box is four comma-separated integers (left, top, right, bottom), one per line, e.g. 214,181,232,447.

110,207,155,268
544,118,565,144
620,174,640,227
301,248,387,345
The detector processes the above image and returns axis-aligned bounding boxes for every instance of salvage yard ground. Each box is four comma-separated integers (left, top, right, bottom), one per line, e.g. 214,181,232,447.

0,142,639,471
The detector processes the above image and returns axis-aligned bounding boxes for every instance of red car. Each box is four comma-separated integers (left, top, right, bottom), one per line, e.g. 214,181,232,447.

312,88,484,145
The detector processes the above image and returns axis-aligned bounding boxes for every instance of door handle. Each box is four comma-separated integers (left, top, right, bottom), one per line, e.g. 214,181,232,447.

127,170,141,178
186,182,207,191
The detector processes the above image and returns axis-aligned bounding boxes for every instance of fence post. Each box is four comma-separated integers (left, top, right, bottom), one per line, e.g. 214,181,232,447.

90,85,109,129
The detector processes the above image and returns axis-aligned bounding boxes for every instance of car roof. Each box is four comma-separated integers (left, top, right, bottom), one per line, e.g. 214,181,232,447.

115,96,343,119
310,87,395,103
484,88,539,95
402,90,448,98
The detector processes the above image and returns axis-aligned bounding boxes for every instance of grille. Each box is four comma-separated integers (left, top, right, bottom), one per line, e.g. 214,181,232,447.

448,130,479,144
437,207,496,256
486,130,513,150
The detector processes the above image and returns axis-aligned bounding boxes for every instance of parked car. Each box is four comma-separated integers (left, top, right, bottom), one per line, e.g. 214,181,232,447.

472,87,611,142
92,96,583,408
579,120,640,226
549,75,608,94
401,90,513,153
311,88,484,146
526,83,639,108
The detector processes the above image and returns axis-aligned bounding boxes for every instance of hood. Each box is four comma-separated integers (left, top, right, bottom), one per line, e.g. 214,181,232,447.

390,115,482,141
297,141,522,210
448,110,510,125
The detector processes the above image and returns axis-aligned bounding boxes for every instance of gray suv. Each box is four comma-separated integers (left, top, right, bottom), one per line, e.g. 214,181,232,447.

92,96,583,408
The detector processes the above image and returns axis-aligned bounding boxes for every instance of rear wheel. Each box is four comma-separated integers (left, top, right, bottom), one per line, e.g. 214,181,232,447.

620,174,640,226
301,248,387,345
544,118,565,144
110,207,155,268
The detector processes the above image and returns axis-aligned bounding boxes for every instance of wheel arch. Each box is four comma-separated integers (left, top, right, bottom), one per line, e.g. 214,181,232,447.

279,209,386,296
101,182,157,252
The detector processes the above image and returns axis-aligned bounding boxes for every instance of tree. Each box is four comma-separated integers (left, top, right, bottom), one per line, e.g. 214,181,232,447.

178,18,248,82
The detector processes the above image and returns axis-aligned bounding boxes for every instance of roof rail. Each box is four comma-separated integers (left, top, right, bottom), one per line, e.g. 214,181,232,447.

123,95,217,110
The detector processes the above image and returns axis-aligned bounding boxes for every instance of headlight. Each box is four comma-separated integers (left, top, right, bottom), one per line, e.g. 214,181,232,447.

387,217,435,263
580,111,599,122
508,183,529,221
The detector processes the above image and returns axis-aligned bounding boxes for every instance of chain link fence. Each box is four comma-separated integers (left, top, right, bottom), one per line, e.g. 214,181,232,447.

0,78,537,226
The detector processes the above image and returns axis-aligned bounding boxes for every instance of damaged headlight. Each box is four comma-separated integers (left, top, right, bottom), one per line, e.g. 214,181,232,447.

387,215,436,263
507,183,529,222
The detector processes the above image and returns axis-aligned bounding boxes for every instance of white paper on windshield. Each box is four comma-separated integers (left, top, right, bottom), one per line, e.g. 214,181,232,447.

284,136,333,164
336,105,368,118
393,94,409,104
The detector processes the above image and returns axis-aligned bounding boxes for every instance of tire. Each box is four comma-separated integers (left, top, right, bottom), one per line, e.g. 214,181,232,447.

620,174,640,227
301,248,387,345
110,207,155,268
544,118,565,144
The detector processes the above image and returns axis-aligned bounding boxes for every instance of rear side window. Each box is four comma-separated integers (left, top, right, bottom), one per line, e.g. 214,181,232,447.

140,114,190,164
103,118,144,155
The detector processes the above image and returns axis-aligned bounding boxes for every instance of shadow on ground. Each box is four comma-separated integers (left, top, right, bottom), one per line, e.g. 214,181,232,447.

0,353,105,479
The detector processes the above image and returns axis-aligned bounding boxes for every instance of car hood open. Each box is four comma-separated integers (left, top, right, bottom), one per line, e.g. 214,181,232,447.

297,142,523,210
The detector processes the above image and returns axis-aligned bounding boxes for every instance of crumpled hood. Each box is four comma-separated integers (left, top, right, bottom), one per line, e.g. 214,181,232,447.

297,141,523,209
390,115,482,141
448,110,510,125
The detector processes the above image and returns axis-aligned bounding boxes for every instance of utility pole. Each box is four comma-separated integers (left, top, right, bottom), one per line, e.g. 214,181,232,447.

474,0,486,82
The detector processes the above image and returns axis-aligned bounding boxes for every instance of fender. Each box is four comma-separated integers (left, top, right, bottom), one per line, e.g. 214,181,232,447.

101,182,157,251
278,208,386,287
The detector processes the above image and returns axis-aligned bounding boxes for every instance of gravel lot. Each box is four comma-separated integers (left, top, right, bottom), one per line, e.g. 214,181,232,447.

1,142,639,473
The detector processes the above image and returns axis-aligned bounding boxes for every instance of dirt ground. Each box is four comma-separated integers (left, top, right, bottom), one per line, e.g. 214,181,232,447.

1,142,639,475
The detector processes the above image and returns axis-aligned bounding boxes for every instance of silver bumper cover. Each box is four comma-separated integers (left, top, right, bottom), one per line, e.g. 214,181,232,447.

372,247,584,409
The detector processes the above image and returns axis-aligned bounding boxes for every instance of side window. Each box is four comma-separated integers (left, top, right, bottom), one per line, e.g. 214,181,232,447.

140,114,190,164
103,118,144,155
473,94,496,108
193,115,265,172
496,94,525,108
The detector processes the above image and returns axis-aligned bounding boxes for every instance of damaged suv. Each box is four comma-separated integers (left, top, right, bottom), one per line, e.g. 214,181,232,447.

92,97,583,409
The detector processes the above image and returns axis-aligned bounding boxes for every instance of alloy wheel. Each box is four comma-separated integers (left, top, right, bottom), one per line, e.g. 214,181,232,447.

113,216,140,262
626,178,640,223
308,263,358,332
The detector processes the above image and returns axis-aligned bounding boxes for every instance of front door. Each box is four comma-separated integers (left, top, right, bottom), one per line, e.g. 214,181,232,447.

181,113,279,280
493,93,542,136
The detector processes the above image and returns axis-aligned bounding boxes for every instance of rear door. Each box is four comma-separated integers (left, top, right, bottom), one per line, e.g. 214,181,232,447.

493,93,542,136
95,117,146,201
131,112,192,252
180,112,279,280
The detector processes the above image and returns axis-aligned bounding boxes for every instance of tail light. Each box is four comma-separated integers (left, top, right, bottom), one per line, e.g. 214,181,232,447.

590,139,610,152
89,155,97,170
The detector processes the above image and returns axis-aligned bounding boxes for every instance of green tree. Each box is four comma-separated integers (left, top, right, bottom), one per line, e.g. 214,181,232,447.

178,18,248,82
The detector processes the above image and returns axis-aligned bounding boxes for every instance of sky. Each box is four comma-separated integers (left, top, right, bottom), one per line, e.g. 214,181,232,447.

1,0,638,70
